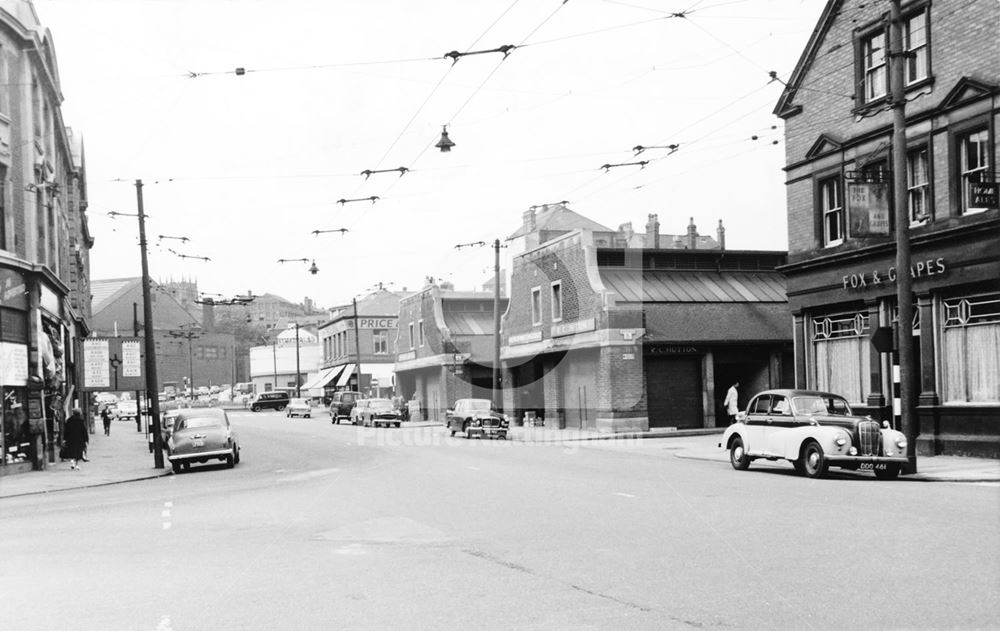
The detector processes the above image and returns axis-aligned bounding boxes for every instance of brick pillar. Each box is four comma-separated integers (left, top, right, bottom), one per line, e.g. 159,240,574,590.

542,356,563,428
792,312,807,389
596,345,647,433
501,366,516,419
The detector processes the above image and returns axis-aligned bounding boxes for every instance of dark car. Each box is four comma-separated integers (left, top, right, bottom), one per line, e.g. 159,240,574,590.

250,391,290,412
166,408,240,473
328,391,361,424
720,389,909,479
446,398,508,439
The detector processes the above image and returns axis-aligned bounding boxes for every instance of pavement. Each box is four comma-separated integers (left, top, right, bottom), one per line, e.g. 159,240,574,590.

1,419,997,499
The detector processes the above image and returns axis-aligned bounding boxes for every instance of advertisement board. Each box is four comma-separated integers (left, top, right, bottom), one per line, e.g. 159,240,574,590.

81,337,146,391
848,181,891,237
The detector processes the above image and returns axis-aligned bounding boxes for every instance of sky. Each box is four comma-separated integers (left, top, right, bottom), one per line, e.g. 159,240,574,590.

35,0,825,308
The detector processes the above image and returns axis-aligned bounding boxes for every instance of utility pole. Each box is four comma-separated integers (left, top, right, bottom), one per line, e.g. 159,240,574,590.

294,322,301,397
492,238,501,411
136,180,164,468
271,339,277,390
889,0,917,473
353,297,362,392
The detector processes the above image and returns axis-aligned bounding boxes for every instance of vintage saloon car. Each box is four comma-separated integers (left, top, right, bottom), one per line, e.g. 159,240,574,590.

719,389,908,479
167,408,240,473
446,398,509,440
352,398,403,428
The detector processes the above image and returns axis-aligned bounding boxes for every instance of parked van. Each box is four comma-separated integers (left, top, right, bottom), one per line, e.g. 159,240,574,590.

250,391,290,412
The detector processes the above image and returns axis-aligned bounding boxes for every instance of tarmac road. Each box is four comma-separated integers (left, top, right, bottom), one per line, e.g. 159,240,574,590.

1,409,997,630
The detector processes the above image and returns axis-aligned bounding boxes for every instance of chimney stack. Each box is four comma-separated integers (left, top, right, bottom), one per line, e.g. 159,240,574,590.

717,219,726,250
522,206,537,232
687,217,698,250
645,214,660,249
202,300,215,333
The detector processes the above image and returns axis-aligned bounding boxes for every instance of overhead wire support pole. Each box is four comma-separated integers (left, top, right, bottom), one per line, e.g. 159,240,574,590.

353,297,362,393
443,44,516,65
889,0,917,474
600,160,648,172
492,239,501,412
336,196,379,206
135,179,164,468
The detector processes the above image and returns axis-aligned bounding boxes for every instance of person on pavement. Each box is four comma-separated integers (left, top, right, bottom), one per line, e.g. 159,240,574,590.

101,406,112,436
64,408,89,470
724,381,740,424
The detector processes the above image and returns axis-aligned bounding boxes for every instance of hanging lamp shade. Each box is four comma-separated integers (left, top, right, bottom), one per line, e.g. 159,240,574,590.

435,125,455,152
308,260,319,275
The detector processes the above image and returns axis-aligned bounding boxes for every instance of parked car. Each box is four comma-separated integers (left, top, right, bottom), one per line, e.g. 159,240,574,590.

351,398,402,428
286,398,312,418
117,400,139,421
166,408,240,473
160,408,181,448
250,391,290,412
446,398,508,439
720,389,909,479
328,391,361,424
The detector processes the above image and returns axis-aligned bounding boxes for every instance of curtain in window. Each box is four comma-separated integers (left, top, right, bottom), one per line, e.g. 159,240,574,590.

943,324,1000,403
814,338,868,403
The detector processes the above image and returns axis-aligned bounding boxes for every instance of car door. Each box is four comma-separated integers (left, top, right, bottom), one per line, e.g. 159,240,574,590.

762,394,795,455
741,395,771,455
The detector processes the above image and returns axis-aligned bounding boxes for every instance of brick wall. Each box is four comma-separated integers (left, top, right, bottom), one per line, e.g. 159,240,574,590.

782,0,1000,255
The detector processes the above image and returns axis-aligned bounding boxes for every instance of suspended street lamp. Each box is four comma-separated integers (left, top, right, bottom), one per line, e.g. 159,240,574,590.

436,125,455,152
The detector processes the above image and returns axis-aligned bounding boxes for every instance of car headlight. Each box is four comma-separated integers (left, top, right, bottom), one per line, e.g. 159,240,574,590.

835,435,848,447
896,438,907,449
472,419,482,427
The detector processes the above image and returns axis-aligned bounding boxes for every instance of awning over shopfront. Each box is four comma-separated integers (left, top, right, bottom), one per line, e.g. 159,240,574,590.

301,366,342,391
336,364,355,387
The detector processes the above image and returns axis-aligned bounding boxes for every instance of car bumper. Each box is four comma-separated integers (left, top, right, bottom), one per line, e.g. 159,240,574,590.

468,427,508,438
168,448,231,462
824,455,908,465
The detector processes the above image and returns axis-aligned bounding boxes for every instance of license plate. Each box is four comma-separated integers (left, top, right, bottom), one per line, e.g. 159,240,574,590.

859,462,887,470
193,440,204,448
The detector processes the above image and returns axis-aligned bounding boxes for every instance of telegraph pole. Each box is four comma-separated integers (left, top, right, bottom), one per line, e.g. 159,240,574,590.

294,322,301,397
353,297,362,392
492,239,501,411
136,180,164,468
889,0,917,473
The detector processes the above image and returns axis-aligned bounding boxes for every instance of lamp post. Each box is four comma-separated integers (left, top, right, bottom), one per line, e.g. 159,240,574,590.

294,322,302,397
168,325,199,400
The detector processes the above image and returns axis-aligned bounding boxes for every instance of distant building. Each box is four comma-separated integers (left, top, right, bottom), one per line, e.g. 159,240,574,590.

394,284,509,421
248,324,321,396
90,278,236,392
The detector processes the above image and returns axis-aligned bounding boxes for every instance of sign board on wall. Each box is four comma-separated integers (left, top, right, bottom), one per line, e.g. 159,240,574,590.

81,337,146,391
848,181,891,236
0,341,28,385
969,182,999,210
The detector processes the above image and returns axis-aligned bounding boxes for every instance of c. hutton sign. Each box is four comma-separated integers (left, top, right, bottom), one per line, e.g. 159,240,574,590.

842,257,946,291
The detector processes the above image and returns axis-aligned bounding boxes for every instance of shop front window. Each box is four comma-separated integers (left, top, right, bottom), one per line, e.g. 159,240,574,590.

942,293,1000,403
2,387,31,464
812,312,870,403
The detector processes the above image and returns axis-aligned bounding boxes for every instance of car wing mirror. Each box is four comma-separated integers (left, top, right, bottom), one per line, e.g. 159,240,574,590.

446,409,454,415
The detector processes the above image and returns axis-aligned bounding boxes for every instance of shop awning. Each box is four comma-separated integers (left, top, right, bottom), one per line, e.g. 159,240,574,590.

336,364,356,387
301,366,342,391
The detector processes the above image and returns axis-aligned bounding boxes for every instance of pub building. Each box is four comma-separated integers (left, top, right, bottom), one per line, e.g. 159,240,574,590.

774,0,999,456
500,220,792,432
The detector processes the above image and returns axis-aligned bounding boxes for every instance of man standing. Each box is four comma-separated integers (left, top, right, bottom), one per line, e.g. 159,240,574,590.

724,381,740,424
101,406,112,436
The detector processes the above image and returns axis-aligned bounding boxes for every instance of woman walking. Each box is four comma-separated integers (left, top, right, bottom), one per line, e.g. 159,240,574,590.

64,408,89,470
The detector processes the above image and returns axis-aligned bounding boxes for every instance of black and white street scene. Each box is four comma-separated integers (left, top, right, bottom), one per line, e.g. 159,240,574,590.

1,1,998,629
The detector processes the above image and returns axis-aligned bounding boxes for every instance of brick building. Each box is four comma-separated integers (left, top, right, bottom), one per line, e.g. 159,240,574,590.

394,283,509,421
90,278,237,393
774,0,999,456
501,220,791,432
0,1,93,471
315,288,407,400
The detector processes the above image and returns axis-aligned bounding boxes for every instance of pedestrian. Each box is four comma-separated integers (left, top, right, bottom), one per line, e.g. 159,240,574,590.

101,406,112,436
63,408,89,470
723,381,740,424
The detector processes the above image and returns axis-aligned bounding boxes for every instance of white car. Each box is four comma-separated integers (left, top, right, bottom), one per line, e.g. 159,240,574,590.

286,398,312,418
720,389,908,479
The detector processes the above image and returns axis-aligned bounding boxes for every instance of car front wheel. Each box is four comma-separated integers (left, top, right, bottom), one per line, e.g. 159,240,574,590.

801,440,828,478
729,436,750,470
251,405,260,412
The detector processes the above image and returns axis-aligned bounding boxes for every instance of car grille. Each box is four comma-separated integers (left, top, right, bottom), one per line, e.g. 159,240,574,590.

857,420,881,456
483,418,501,428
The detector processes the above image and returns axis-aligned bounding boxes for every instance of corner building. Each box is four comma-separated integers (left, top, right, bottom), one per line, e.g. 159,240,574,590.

775,0,999,456
501,228,792,432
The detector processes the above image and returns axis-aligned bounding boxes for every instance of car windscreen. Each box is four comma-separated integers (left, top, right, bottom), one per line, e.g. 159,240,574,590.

792,396,852,416
176,416,223,430
290,399,308,406
369,400,394,410
463,400,492,412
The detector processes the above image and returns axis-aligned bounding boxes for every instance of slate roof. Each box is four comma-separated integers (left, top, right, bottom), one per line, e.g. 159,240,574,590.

508,203,612,240
444,311,495,336
600,269,786,303
90,278,138,313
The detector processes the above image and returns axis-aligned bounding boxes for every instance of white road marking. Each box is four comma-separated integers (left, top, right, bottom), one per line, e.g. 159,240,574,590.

157,615,173,631
466,466,480,471
162,522,171,530
164,501,173,507
161,510,170,517
614,492,636,498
